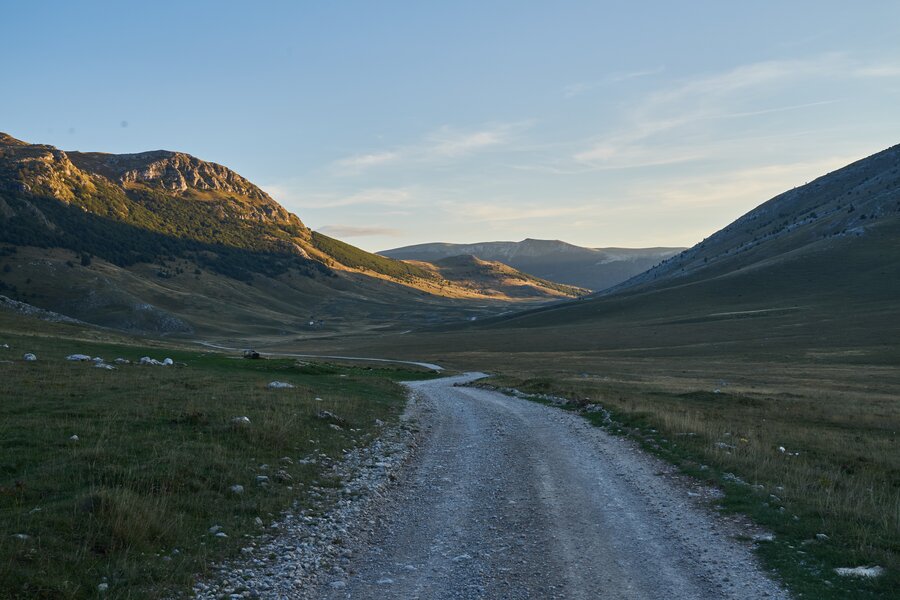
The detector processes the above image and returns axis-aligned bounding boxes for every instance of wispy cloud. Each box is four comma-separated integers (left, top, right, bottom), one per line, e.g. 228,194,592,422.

564,66,665,97
449,202,593,222
427,125,509,157
645,156,858,209
330,122,526,173
317,225,402,238
571,55,858,170
335,151,399,170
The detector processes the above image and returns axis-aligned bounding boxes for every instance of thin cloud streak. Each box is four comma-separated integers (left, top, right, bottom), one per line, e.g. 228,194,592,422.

317,225,403,238
329,122,528,173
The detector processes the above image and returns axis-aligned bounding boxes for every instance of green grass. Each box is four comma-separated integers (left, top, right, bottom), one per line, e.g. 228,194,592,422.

0,314,435,599
482,372,899,599
310,231,432,281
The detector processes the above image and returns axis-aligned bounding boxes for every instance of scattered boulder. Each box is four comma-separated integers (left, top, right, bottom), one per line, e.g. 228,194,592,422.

1,343,9,349
231,416,251,427
94,363,116,370
23,353,36,361
268,381,295,389
114,358,130,365
97,583,109,593
92,357,104,363
229,484,244,495
317,410,348,427
139,356,162,366
66,354,92,362
69,435,79,442
243,350,261,359
162,358,174,366
834,566,884,578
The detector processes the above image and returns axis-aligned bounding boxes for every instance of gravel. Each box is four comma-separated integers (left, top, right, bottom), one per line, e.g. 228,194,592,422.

193,373,790,599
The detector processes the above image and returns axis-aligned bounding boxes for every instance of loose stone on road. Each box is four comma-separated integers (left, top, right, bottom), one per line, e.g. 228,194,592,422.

316,373,789,599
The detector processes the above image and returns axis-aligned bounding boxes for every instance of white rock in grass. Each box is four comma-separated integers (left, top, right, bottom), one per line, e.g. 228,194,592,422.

162,358,174,366
229,484,244,494
114,358,130,365
208,525,223,534
268,381,295,389
97,583,109,593
215,532,228,538
834,566,884,578
69,435,79,442
92,357,104,363
231,416,251,427
11,533,30,541
94,363,116,370
23,353,36,361
66,354,92,361
139,356,162,366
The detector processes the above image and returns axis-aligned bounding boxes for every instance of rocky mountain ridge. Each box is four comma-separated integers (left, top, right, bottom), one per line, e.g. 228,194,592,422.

0,132,585,334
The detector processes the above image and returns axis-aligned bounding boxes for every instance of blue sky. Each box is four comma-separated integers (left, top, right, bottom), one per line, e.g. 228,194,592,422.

3,1,900,251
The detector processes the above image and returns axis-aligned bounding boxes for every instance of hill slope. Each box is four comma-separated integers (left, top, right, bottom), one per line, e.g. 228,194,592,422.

0,133,583,334
380,238,682,291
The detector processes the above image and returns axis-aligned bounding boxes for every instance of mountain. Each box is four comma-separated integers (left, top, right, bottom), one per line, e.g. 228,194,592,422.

319,144,900,362
380,239,683,291
0,133,583,335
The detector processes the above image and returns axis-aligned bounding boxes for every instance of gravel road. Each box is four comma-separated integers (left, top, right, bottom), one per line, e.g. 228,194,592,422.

315,373,789,600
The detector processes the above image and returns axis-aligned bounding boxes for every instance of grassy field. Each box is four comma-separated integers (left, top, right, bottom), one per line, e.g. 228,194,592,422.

0,311,434,599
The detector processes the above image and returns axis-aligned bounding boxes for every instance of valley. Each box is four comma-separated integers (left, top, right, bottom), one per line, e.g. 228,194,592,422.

2,135,898,599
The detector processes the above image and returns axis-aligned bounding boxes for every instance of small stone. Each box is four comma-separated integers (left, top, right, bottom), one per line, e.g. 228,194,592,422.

98,583,109,593
816,533,829,540
232,416,252,427
209,525,223,534
230,484,245,494
11,533,30,541
23,353,36,361
215,532,228,538
268,381,295,389
377,577,394,585
162,358,174,366
329,581,346,589
256,475,269,484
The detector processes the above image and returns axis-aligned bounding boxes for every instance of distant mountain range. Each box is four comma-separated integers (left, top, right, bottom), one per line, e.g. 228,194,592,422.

0,133,584,335
381,239,683,291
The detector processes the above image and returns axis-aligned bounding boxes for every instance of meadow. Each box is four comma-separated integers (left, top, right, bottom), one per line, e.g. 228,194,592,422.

0,312,433,599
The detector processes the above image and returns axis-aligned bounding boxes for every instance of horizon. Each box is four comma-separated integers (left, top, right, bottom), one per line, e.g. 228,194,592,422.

3,1,899,252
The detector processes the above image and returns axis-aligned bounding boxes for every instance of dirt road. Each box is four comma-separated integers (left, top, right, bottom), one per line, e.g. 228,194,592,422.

316,373,788,599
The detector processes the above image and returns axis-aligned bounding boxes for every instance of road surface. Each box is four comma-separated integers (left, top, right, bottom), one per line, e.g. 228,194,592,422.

316,373,788,599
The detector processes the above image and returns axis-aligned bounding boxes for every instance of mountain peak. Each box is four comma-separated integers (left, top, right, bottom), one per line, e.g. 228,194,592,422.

67,149,272,202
